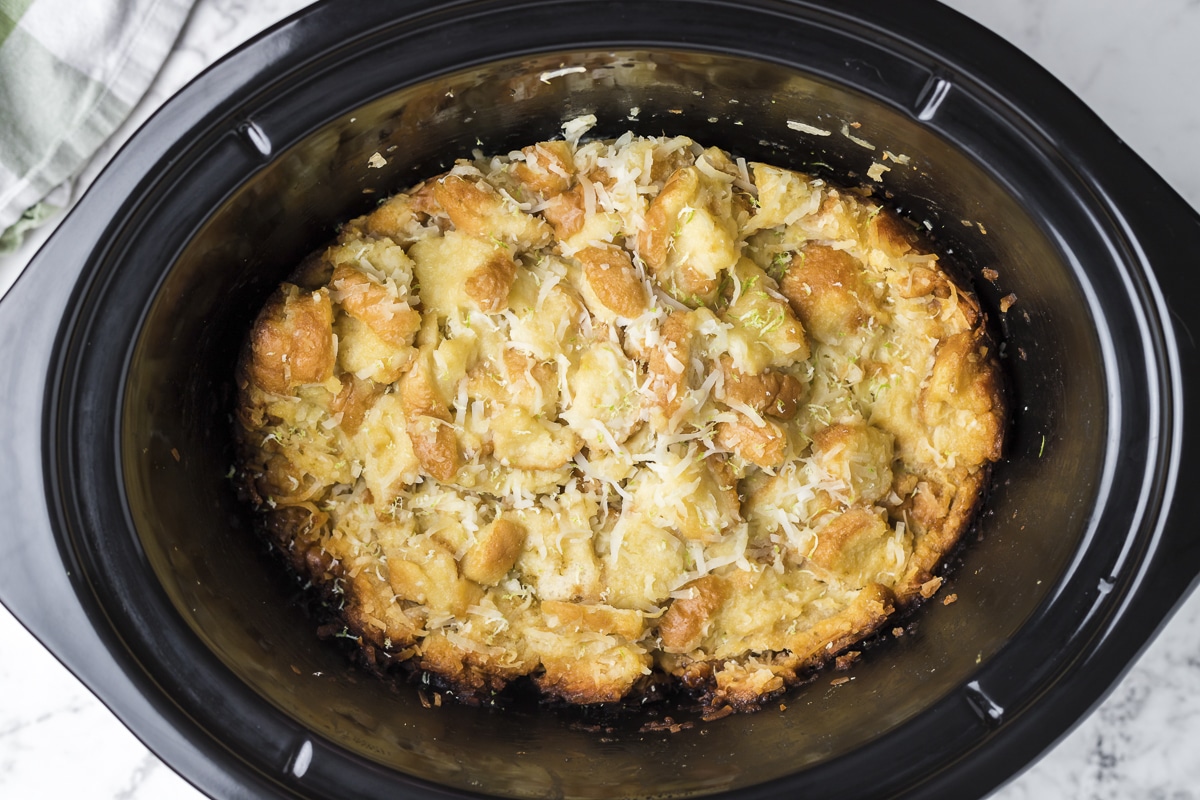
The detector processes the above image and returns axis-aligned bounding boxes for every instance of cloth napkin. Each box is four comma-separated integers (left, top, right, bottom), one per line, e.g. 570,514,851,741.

0,0,195,252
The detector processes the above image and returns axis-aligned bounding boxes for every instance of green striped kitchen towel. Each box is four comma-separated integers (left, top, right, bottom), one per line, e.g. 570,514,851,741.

0,0,195,252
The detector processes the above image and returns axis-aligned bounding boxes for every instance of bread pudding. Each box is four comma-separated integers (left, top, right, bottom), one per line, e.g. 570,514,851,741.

235,120,1005,713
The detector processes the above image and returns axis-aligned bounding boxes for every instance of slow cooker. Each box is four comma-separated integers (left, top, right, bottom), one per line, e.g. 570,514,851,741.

1,1,1198,797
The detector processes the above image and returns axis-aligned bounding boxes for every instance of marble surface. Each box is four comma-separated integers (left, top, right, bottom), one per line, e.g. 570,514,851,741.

2,0,1199,797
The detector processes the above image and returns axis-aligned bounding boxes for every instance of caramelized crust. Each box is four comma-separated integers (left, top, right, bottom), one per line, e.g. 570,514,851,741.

461,518,527,586
245,285,335,394
779,244,878,344
463,249,517,312
512,141,575,198
716,356,806,420
541,184,586,240
659,575,727,653
330,374,382,436
921,330,1006,465
236,127,1005,713
714,414,788,470
638,165,737,305
576,245,649,319
432,174,552,248
330,262,421,347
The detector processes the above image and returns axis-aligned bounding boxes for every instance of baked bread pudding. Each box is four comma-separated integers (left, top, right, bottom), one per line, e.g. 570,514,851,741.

235,121,1005,713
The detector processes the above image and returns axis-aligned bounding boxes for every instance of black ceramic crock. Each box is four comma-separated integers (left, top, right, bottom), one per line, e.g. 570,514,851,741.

2,1,1198,798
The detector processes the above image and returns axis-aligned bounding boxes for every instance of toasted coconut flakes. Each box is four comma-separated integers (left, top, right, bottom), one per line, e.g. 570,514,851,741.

920,577,944,598
539,65,587,83
867,162,891,182
786,120,832,136
840,123,875,150
562,114,597,144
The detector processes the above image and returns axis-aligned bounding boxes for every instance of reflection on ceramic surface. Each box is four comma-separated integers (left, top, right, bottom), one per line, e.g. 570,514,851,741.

0,0,1198,797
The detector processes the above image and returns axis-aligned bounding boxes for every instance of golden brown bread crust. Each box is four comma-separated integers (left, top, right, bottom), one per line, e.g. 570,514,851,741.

576,245,648,319
245,285,336,395
235,128,1006,714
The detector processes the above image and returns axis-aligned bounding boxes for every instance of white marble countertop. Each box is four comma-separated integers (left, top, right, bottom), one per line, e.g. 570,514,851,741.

1,0,1198,797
